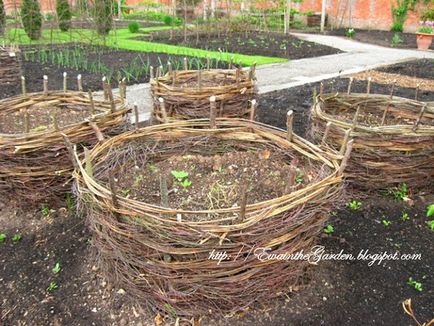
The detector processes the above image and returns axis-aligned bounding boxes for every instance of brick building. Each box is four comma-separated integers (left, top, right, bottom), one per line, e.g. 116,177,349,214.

3,0,432,32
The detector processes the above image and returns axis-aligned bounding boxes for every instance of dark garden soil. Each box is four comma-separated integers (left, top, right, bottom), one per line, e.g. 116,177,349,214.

113,149,312,216
327,29,434,50
142,31,342,59
1,63,434,325
377,59,434,80
0,45,229,100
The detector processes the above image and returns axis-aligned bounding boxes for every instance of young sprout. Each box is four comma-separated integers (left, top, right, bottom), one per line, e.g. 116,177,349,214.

427,220,434,231
323,224,334,235
47,281,59,292
41,204,50,217
12,234,22,243
171,170,192,188
400,212,410,221
52,262,61,274
382,219,392,227
407,277,423,292
347,200,362,211
426,204,434,218
0,234,6,243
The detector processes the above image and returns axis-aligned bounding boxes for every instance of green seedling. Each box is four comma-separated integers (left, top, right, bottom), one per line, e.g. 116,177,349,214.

52,262,61,274
148,164,157,173
180,179,192,188
323,224,334,235
12,234,22,242
427,220,434,231
0,234,6,243
65,193,75,212
400,212,410,221
295,171,304,184
121,189,130,197
347,200,362,211
47,281,58,292
386,183,409,201
382,219,392,227
407,277,423,292
171,170,192,188
426,204,434,218
134,175,143,185
41,204,50,217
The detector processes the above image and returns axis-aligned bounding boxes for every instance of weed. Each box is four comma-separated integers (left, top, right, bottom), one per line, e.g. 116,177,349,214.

386,183,408,201
382,219,392,227
391,33,403,46
65,193,75,212
426,204,434,218
323,224,334,235
295,171,304,184
47,281,58,292
347,200,362,211
171,170,192,188
121,188,130,197
41,204,50,217
148,164,157,173
0,234,6,243
427,220,434,231
12,234,22,242
52,262,61,274
407,277,423,292
345,28,355,38
134,175,143,185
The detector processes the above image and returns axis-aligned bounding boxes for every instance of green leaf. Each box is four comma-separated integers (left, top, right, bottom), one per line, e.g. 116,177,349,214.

426,204,434,218
0,234,6,243
12,234,22,242
52,262,61,274
47,281,58,292
171,170,188,181
180,179,192,188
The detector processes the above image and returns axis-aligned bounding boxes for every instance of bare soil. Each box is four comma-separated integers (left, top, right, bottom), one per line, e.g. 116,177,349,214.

142,31,342,59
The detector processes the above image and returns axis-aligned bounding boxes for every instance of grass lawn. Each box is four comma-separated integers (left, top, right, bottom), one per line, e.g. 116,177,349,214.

1,26,287,66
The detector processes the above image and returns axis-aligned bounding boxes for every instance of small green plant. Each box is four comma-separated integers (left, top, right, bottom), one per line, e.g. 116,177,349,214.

134,175,143,185
41,204,50,217
295,171,304,184
128,21,140,33
0,233,6,243
407,277,423,292
47,281,58,292
400,212,410,221
426,204,434,218
56,0,72,32
391,33,403,46
387,183,409,201
52,262,61,274
65,193,75,212
171,170,192,188
148,164,157,173
418,26,433,34
345,28,355,38
21,0,43,40
12,234,22,242
347,200,362,210
121,188,130,197
427,220,434,231
323,224,334,235
382,219,392,227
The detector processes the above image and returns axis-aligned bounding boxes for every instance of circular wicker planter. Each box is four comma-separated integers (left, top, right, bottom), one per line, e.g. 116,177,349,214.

310,92,434,190
74,118,345,317
0,90,130,202
0,45,22,85
150,69,257,123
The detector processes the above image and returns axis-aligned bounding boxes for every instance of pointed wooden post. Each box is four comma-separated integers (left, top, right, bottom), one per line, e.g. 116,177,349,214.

321,121,332,145
412,103,427,132
158,97,168,123
183,57,188,70
51,111,59,131
21,76,26,96
210,96,217,128
366,77,372,95
106,83,116,113
84,147,93,178
347,77,354,95
339,129,352,155
23,110,30,133
206,55,210,70
338,139,354,176
102,77,108,100
319,82,324,96
134,103,140,130
415,84,420,101
249,99,257,121
63,72,68,92
286,110,294,142
88,90,95,115
167,61,172,75
150,66,154,80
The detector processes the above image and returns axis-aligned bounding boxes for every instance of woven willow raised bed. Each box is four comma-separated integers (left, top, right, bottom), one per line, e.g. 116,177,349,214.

74,118,348,317
0,45,22,85
150,68,257,122
310,92,434,190
0,89,130,202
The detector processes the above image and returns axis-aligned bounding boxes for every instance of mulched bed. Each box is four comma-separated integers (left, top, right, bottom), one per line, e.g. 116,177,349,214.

0,45,229,100
377,59,434,80
142,31,342,59
1,61,433,325
326,29,432,50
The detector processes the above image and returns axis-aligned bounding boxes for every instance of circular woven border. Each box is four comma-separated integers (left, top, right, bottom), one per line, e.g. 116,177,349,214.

150,69,257,122
310,92,434,190
0,91,130,202
74,118,344,317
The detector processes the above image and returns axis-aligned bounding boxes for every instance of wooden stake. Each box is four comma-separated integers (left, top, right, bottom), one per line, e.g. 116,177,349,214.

249,99,257,121
347,77,354,95
134,103,139,130
150,66,154,80
319,82,324,96
102,77,108,100
108,175,119,208
366,77,372,95
338,139,354,176
249,62,256,80
229,56,233,69
62,134,79,170
312,87,317,103
415,84,420,101
63,72,67,92
183,57,188,71
51,111,59,131
339,129,352,155
352,106,361,126
284,166,297,193
390,79,396,99
160,174,169,208
206,55,210,70
43,75,48,94
159,65,163,77
155,66,160,79
84,147,93,177
88,90,95,115
210,96,217,128
21,76,26,96
172,70,177,86
23,111,30,133
77,74,83,91
321,121,332,145
106,83,116,113
239,184,248,221
158,97,168,123
167,61,172,75
89,122,104,141
412,104,427,132
286,110,294,142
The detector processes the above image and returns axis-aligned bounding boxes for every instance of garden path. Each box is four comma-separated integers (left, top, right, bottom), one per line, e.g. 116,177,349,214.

119,33,434,122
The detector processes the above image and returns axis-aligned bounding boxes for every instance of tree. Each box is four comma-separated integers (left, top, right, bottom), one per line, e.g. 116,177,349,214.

21,0,42,40
56,0,72,32
0,0,5,36
94,0,113,35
